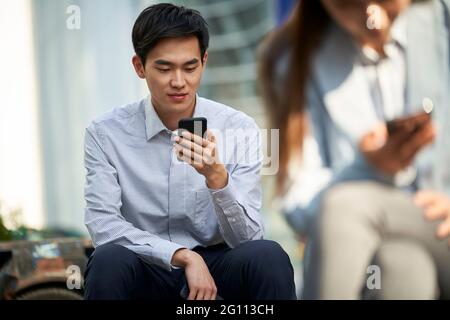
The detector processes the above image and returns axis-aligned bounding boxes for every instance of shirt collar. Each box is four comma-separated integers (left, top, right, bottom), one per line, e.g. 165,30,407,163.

144,94,202,141
390,11,407,49
193,95,203,118
144,95,167,140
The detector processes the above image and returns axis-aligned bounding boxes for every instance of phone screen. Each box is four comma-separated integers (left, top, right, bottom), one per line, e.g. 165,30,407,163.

178,117,207,138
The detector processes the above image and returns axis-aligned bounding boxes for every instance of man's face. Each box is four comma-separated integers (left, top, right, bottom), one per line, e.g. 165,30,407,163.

133,36,207,116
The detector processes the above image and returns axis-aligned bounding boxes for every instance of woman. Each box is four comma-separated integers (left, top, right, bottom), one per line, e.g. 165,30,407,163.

259,0,450,299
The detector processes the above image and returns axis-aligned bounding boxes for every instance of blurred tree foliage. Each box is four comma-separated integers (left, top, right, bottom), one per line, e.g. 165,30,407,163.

0,216,13,241
0,201,28,241
0,202,13,241
0,201,83,242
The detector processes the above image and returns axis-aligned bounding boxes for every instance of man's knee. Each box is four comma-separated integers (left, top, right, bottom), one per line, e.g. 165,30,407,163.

86,243,140,277
237,240,296,299
84,243,144,300
240,240,293,272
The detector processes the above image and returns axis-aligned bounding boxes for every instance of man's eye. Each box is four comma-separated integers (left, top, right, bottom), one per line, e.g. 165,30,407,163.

157,68,170,73
185,67,197,72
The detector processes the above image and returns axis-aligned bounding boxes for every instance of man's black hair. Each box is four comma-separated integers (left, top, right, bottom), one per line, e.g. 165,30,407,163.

132,3,209,65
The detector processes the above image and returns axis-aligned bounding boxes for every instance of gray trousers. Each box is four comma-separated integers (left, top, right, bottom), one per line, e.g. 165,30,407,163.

302,181,450,299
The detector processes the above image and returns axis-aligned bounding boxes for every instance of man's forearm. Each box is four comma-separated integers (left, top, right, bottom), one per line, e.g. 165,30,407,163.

171,248,195,268
205,165,228,189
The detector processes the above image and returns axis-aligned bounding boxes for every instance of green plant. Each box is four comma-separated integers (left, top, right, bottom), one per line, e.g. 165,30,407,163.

0,202,13,241
0,200,83,242
0,201,29,241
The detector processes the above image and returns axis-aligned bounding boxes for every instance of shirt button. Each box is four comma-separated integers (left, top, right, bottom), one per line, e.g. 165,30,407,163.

422,97,434,113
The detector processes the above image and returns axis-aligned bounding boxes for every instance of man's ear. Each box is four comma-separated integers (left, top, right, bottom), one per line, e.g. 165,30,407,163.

201,51,208,67
132,55,146,79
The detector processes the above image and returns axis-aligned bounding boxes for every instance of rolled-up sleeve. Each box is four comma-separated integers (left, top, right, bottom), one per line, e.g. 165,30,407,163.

84,124,185,270
208,118,264,247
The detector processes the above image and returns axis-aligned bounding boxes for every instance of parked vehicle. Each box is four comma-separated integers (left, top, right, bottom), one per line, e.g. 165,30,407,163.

0,238,93,300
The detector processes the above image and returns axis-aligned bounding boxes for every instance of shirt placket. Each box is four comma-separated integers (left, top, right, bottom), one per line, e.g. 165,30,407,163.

167,134,187,244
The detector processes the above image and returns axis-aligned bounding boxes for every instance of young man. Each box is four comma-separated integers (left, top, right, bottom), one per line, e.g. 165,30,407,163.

83,3,296,300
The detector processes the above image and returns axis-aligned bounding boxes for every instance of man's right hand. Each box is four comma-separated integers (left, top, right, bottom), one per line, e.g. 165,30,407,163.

359,121,435,176
171,248,217,300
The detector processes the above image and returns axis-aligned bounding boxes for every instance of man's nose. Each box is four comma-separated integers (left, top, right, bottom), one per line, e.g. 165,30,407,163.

170,70,186,89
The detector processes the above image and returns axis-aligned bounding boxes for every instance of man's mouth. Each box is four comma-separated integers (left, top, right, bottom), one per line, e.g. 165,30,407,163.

167,93,188,102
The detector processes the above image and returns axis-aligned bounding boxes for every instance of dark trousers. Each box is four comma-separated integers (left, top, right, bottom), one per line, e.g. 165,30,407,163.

84,239,296,300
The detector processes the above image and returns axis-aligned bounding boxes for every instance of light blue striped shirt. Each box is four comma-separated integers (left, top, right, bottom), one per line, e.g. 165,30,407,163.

84,95,264,270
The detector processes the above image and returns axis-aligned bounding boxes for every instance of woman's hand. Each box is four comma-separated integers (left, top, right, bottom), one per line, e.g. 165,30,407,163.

414,190,450,244
359,122,435,176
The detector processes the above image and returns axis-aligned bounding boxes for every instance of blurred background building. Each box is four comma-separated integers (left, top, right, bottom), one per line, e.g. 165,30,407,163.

0,0,300,282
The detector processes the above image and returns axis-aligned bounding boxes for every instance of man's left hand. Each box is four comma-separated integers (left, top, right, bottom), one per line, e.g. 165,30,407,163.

174,129,228,189
414,190,450,244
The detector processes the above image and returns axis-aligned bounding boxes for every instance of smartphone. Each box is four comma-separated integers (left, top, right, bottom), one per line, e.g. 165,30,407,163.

386,111,432,137
178,117,207,138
